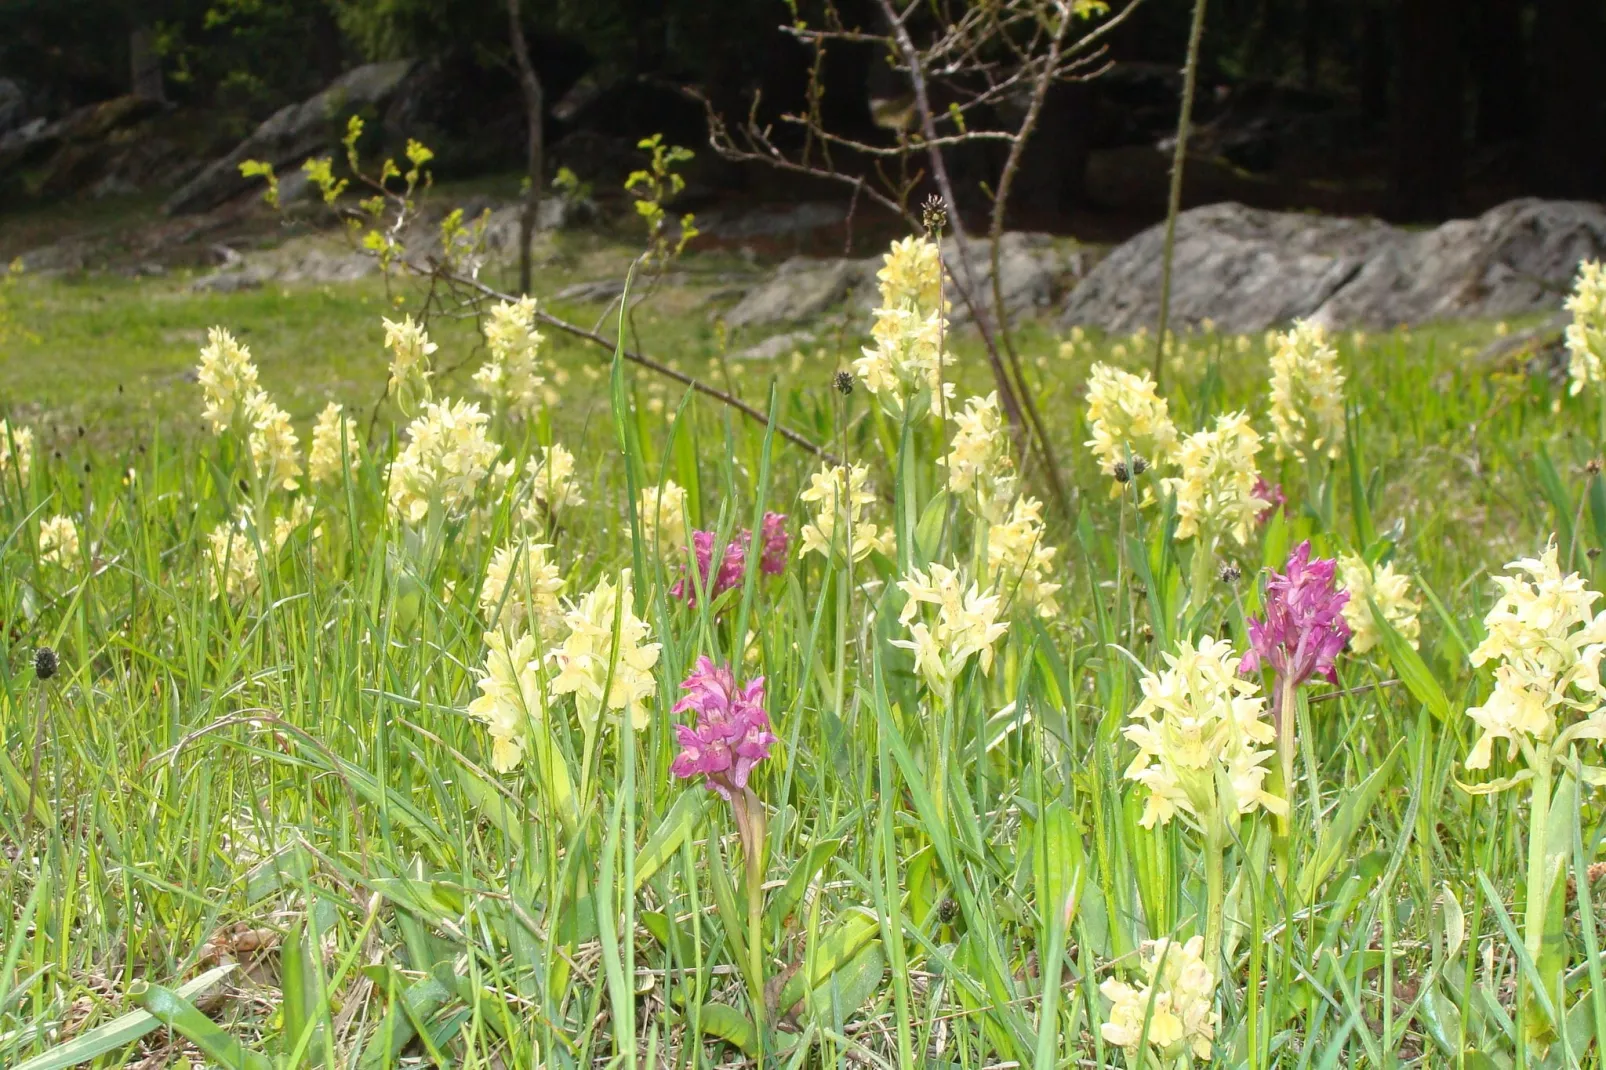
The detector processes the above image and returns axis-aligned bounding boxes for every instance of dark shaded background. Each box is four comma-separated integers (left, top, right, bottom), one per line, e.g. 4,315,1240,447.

1,0,1601,227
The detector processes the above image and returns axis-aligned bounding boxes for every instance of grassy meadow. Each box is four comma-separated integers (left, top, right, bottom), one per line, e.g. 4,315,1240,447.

1,213,1604,1070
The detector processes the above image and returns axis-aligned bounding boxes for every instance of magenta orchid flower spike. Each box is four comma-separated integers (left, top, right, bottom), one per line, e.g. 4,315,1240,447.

1241,540,1351,692
1252,477,1286,526
670,656,778,800
672,513,790,606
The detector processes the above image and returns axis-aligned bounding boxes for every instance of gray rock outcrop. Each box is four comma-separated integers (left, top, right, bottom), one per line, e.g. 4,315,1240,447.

165,60,416,216
725,256,872,329
723,231,1081,330
1061,199,1606,334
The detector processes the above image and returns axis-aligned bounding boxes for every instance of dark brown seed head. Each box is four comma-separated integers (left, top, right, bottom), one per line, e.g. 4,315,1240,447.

833,370,854,395
1112,461,1130,484
34,646,57,681
1132,455,1149,476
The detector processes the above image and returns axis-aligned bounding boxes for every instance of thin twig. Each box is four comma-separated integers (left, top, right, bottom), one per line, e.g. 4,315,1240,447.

1308,679,1400,704
1153,0,1210,388
441,268,839,462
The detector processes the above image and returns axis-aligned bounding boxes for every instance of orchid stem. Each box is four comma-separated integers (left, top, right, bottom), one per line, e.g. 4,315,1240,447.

735,790,768,1053
1204,815,1229,977
1521,744,1554,1046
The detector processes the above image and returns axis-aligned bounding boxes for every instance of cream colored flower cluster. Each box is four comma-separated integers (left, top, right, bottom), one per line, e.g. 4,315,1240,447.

987,497,1061,619
550,569,661,731
893,563,1009,693
637,480,691,555
247,395,302,492
470,569,661,771
1339,554,1420,654
943,392,1016,521
308,402,361,486
468,630,547,773
479,537,564,639
1465,543,1606,769
876,235,945,313
466,631,543,772
205,501,315,601
473,298,547,421
383,315,436,411
207,519,260,602
854,236,954,416
1100,936,1219,1063
386,399,501,524
1083,362,1178,479
1267,320,1346,462
799,463,893,563
1122,636,1286,829
1566,260,1606,397
0,419,34,484
1165,413,1268,547
196,328,302,491
522,443,585,525
197,327,261,433
39,514,80,566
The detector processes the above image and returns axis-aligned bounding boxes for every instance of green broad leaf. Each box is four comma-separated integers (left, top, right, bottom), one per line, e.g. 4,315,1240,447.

913,490,949,564
688,1003,760,1056
1474,870,1559,1032
1454,770,1533,796
1262,502,1291,573
356,963,459,1070
1417,574,1474,662
804,939,886,1021
775,908,880,1014
1419,984,1467,1058
1532,447,1575,559
1569,763,1606,786
705,836,747,971
1345,405,1376,550
129,979,274,1070
634,789,707,892
1555,985,1602,1067
11,966,236,1070
767,838,842,928
638,910,692,963
366,876,465,923
244,845,313,904
1032,800,1085,939
279,920,323,1064
1588,473,1606,586
1370,600,1451,722
453,759,526,842
1441,883,1466,964
0,747,52,826
1299,740,1402,900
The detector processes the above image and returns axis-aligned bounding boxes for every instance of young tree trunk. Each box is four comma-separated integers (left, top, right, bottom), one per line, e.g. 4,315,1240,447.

506,0,544,296
130,26,165,103
1389,0,1463,220
1532,0,1604,198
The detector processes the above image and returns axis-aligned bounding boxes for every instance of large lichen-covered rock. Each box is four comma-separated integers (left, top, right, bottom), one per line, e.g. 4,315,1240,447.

164,60,416,216
1061,199,1606,334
